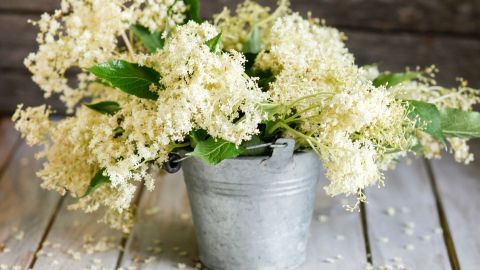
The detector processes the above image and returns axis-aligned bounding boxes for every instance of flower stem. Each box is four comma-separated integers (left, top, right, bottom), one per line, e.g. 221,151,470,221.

122,31,135,58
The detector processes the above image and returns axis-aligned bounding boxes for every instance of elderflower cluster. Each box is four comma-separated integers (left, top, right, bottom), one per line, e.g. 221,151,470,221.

24,0,188,111
254,14,414,199
214,0,290,51
392,69,480,164
133,0,187,32
147,22,266,145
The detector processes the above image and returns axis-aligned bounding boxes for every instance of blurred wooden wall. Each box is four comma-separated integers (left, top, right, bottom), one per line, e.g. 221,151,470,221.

1,0,479,115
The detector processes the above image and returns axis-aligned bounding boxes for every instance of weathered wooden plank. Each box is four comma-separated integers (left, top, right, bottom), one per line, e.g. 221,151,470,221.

0,118,20,171
1,0,479,35
0,72,65,115
429,142,480,270
365,160,451,269
301,176,367,269
119,171,198,269
0,0,59,11
0,143,62,268
0,14,38,69
32,197,125,270
1,12,479,83
344,30,480,88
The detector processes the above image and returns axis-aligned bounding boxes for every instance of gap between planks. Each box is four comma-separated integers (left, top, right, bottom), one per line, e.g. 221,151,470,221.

27,197,65,269
424,159,461,270
114,183,147,269
360,202,373,265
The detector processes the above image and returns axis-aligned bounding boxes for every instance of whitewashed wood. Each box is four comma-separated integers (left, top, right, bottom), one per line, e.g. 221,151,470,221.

0,118,19,169
429,143,480,270
32,197,125,270
365,159,451,269
300,176,367,269
119,171,198,269
0,143,62,268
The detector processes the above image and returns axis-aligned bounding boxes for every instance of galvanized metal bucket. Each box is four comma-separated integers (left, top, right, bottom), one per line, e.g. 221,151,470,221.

182,139,321,270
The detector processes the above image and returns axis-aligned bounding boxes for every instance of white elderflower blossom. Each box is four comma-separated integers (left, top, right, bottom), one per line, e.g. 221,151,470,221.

255,14,414,200
12,105,52,146
146,22,267,144
214,0,290,51
25,0,188,111
393,73,480,163
132,0,187,32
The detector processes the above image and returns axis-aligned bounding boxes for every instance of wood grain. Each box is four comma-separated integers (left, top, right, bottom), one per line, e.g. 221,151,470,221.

300,176,367,269
429,143,480,270
32,197,125,270
119,171,198,269
345,30,480,88
1,0,479,35
365,160,451,269
0,118,19,171
0,72,66,115
0,14,38,69
0,143,62,268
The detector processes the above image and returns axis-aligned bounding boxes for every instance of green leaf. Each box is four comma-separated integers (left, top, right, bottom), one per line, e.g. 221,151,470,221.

88,60,160,100
407,100,447,146
184,0,201,23
130,24,165,53
190,138,245,165
189,129,208,148
242,25,261,54
441,108,480,138
81,169,110,198
205,33,222,53
373,72,421,88
85,101,121,115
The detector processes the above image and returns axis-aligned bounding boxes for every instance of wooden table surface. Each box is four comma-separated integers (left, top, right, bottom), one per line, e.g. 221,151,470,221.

0,117,479,270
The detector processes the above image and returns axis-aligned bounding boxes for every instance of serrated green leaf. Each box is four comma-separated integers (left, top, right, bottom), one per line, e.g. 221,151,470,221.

184,0,201,23
441,108,480,138
130,24,165,53
373,72,421,88
205,33,222,52
242,25,261,54
81,168,110,198
88,60,160,100
190,138,245,165
407,100,446,147
85,101,121,115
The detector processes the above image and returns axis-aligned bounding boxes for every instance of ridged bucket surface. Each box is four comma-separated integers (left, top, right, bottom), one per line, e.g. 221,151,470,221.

182,139,321,270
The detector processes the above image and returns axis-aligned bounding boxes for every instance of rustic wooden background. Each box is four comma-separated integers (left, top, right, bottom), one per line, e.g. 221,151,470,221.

0,0,479,115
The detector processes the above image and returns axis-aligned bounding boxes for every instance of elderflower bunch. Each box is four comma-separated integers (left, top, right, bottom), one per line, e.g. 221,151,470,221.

13,0,480,230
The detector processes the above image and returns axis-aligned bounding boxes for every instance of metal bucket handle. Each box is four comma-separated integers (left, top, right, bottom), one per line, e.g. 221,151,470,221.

263,138,296,171
163,138,296,174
